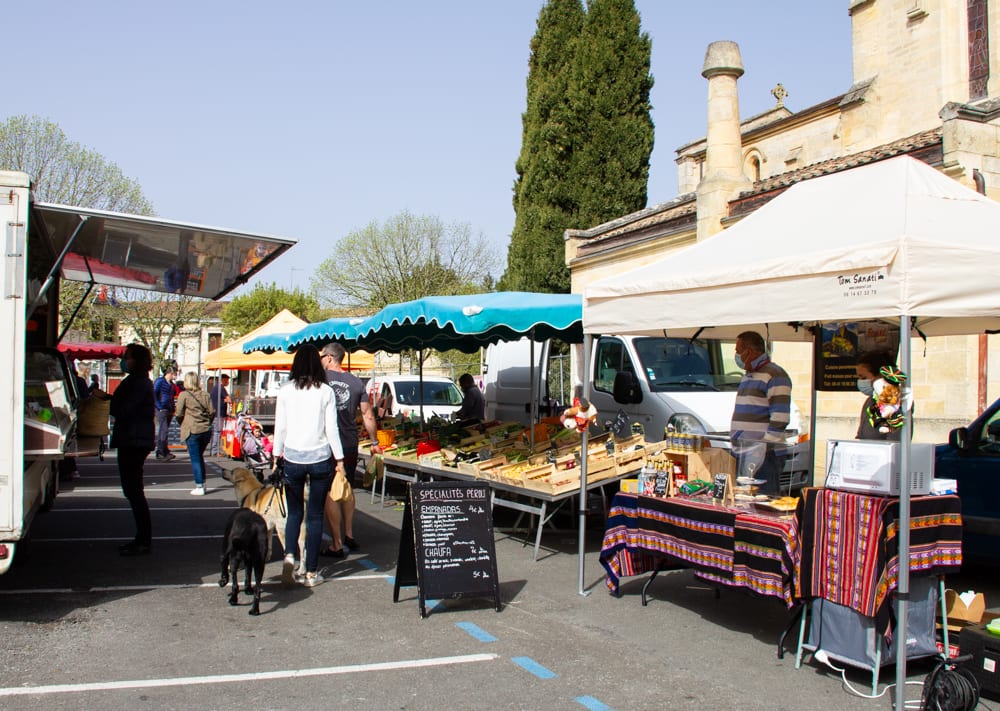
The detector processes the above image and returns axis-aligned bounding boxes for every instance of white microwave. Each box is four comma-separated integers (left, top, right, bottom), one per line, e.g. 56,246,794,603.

824,440,933,496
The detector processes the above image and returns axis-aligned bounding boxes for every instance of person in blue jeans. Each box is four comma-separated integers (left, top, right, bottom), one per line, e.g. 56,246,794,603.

153,366,177,461
174,372,215,495
272,344,344,588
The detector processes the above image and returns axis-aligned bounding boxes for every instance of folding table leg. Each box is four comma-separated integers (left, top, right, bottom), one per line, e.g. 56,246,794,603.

794,602,809,669
532,502,547,561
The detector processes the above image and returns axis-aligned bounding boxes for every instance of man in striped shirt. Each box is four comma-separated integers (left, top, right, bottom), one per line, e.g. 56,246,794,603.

730,331,792,495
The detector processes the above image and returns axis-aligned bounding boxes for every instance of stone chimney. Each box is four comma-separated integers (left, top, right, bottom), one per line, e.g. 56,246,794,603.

696,41,751,242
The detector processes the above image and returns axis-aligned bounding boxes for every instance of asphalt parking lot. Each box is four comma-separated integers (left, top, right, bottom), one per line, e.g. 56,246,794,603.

1,453,997,711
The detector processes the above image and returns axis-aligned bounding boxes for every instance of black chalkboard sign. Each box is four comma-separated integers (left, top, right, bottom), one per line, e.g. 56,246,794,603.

393,481,501,617
712,472,729,500
608,409,629,437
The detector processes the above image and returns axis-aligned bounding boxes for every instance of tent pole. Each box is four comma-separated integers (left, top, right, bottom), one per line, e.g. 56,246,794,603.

418,349,425,429
893,315,912,710
809,329,819,494
578,333,593,597
529,335,536,451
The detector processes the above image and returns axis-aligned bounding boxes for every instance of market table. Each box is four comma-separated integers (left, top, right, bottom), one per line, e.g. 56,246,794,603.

796,487,963,623
792,487,962,690
599,492,801,607
376,455,637,560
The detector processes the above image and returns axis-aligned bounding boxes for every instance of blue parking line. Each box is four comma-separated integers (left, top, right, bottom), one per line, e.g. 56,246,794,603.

575,696,614,711
511,656,557,679
357,559,378,571
455,622,497,642
385,576,395,585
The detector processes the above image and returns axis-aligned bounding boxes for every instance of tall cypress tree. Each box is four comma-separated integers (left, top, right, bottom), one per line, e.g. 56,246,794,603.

567,0,654,228
500,0,585,294
501,0,653,294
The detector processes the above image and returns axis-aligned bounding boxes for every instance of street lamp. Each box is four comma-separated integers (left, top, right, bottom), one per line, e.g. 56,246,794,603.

289,267,303,291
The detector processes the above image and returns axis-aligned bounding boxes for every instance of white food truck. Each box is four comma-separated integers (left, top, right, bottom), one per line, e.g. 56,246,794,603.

0,170,294,574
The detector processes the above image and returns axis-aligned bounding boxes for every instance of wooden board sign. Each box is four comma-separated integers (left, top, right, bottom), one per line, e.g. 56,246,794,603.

393,481,501,618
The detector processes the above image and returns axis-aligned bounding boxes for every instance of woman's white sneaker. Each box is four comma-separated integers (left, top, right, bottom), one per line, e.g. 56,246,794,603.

190,486,206,496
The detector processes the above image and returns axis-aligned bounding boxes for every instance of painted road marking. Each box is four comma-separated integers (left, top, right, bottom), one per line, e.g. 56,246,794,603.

357,558,379,571
576,696,614,711
50,506,237,512
455,622,497,642
0,653,498,697
511,656,557,679
0,574,393,595
31,535,225,542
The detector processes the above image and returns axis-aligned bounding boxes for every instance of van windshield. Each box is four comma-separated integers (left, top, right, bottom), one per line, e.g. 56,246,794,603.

632,337,741,392
392,379,463,406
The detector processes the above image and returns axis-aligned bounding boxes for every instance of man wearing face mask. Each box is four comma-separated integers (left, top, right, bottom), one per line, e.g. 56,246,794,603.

730,331,792,496
855,350,902,441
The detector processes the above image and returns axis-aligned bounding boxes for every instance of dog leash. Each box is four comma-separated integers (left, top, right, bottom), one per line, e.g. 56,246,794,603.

264,470,288,519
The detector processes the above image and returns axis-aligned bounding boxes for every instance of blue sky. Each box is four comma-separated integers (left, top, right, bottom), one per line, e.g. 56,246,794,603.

7,1,851,291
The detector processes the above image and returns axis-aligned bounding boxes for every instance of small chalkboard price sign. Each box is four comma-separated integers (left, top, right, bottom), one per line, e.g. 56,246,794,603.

393,481,501,618
711,472,734,505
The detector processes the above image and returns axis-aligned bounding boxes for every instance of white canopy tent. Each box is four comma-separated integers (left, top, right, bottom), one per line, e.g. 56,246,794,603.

581,156,1000,704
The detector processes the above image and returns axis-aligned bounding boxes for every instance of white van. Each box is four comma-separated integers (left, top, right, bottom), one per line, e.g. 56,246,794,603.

369,375,464,420
483,336,811,491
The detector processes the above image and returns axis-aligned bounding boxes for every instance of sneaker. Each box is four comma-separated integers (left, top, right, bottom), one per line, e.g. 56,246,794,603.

281,554,296,587
301,571,324,587
164,453,177,462
190,486,206,496
155,453,166,460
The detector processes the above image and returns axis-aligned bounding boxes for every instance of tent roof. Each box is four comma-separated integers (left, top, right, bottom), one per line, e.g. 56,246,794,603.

246,292,584,354
584,156,1000,340
57,341,125,360
205,310,308,370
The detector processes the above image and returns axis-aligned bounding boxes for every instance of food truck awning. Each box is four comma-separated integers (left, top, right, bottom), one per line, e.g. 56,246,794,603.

34,203,295,301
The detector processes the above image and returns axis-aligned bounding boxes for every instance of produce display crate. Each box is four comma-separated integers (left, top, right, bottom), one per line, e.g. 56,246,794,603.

614,447,648,477
496,461,555,486
418,453,444,469
457,455,508,477
610,433,645,451
585,455,618,481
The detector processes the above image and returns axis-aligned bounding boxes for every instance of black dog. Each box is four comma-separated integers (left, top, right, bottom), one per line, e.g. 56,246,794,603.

219,508,268,615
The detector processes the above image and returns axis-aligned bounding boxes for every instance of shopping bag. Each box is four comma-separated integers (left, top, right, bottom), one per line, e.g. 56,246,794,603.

363,454,384,488
331,466,354,502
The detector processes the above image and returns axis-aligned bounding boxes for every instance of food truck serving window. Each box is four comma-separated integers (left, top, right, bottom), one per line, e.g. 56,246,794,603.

34,203,295,300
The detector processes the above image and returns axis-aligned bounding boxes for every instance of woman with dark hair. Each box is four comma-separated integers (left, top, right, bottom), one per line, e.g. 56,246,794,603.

272,344,344,587
855,349,902,441
110,343,156,555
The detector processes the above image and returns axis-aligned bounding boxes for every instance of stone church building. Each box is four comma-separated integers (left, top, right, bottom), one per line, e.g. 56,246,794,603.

565,0,1000,452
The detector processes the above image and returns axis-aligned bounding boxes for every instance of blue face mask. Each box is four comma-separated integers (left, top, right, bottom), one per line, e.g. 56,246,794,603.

119,358,130,374
734,354,745,370
857,379,874,396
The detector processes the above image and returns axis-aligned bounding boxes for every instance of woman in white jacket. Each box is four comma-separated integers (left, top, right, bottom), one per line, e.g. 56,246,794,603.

272,344,344,587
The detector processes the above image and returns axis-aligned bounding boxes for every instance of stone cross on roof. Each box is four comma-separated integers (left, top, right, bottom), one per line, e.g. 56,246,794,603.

771,83,788,107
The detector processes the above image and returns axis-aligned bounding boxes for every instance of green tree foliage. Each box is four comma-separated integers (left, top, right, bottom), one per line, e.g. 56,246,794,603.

0,115,155,214
311,210,497,312
500,0,585,294
566,0,654,227
1,114,214,362
220,283,322,338
113,289,212,371
501,0,653,293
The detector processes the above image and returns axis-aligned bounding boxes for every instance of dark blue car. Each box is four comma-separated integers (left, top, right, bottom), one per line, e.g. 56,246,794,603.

935,398,1000,560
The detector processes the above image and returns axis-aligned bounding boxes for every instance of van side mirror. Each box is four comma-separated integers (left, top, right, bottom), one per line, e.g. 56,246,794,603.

612,371,642,404
949,427,970,452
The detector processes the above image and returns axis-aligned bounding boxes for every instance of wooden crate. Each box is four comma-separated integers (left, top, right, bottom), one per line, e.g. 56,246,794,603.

614,448,647,477
585,455,619,481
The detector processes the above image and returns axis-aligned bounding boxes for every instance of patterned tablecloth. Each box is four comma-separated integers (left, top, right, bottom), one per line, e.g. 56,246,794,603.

599,493,801,607
797,487,962,635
